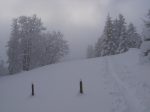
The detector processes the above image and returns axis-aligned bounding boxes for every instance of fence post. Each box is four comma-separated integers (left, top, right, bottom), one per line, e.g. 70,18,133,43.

80,80,83,94
32,83,35,96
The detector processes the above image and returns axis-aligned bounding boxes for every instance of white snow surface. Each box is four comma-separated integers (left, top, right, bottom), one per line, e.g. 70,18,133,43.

0,48,150,112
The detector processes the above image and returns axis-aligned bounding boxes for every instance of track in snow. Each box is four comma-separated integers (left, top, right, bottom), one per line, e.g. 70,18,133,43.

106,56,144,112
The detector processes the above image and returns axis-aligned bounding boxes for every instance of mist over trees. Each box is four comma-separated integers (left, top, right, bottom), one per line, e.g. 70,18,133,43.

7,15,69,74
87,14,142,58
86,45,95,58
4,12,150,75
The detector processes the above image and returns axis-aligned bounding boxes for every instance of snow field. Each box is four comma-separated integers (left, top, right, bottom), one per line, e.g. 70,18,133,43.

0,49,150,112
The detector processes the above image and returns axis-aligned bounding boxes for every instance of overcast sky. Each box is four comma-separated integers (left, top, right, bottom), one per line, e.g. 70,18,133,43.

0,0,150,61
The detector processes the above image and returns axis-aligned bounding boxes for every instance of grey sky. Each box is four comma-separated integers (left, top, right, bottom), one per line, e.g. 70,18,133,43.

0,0,150,61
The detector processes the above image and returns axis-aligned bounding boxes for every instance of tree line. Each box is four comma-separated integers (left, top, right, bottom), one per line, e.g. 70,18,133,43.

7,15,69,74
87,14,142,58
1,9,150,75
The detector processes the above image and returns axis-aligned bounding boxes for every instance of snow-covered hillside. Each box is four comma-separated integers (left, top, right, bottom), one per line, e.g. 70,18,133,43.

0,49,150,112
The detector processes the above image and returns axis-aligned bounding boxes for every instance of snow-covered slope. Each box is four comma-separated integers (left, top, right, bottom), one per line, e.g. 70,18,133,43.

0,49,150,112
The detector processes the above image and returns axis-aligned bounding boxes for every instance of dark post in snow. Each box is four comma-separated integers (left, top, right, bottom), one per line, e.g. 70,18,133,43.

31,83,35,96
80,80,83,94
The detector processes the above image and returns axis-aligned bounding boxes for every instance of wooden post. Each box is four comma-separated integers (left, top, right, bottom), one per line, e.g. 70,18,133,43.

32,83,34,96
80,80,83,94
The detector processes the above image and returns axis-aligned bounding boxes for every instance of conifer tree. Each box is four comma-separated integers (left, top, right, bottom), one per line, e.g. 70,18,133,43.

95,14,141,57
127,23,142,48
117,14,128,53
95,15,114,56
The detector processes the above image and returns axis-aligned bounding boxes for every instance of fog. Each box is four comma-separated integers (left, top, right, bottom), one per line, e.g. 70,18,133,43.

0,0,150,61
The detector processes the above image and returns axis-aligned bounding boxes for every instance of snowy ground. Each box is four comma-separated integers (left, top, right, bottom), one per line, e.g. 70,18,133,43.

0,49,150,112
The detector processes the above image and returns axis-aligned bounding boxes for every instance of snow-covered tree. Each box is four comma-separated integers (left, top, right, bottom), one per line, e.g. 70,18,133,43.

95,36,103,57
95,15,114,57
95,14,123,57
86,45,95,58
144,10,150,28
29,34,46,69
18,15,45,71
127,23,142,48
116,14,128,53
112,18,122,54
7,15,45,73
95,14,140,57
42,31,69,65
102,15,114,56
141,10,150,62
7,15,69,74
7,18,22,74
